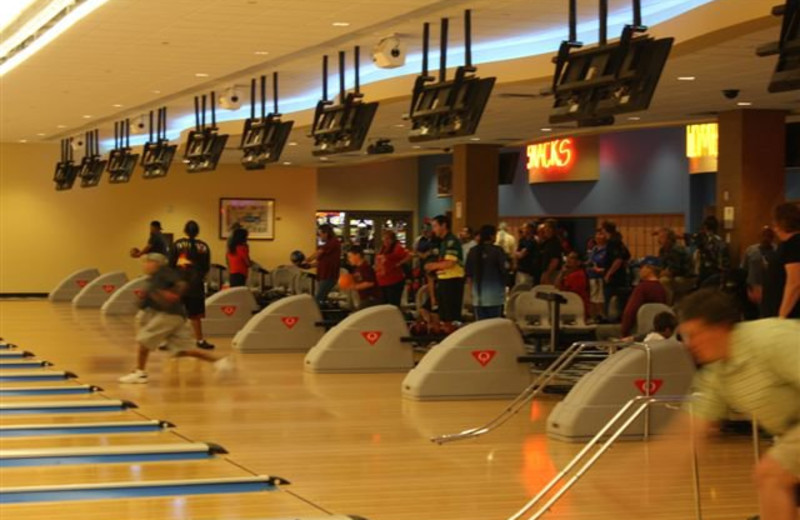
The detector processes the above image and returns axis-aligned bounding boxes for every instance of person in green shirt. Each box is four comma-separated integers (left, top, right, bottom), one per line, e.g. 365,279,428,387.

424,215,465,323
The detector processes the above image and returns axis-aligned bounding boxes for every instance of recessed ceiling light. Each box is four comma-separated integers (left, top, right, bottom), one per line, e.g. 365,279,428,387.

112,103,123,108
56,124,66,128
288,142,298,146
36,132,46,136
195,72,209,78
254,51,270,55
332,22,350,27
677,76,696,81
412,145,422,149
393,124,405,128
282,161,292,165
82,115,92,119
469,137,481,141
541,127,552,132
737,101,752,107
320,157,330,161
152,90,161,94
18,139,28,143
627,116,641,121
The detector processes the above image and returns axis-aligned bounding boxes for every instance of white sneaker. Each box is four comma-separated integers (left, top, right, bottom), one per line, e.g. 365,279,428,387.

213,357,236,376
119,369,148,384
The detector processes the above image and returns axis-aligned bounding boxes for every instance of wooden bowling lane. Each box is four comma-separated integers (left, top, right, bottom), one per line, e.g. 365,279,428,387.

0,300,764,520
0,410,136,426
0,490,328,520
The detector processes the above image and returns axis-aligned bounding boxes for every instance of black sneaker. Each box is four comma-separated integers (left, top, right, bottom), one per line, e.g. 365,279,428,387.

196,340,215,350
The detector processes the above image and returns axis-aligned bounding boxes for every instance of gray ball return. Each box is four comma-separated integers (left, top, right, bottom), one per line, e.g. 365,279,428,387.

100,276,148,316
72,271,128,308
49,268,100,302
233,294,325,353
202,286,258,336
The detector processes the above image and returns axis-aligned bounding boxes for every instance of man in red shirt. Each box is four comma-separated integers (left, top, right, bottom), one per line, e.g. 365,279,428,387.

556,252,590,318
347,246,383,309
620,257,668,336
306,224,341,305
375,230,410,307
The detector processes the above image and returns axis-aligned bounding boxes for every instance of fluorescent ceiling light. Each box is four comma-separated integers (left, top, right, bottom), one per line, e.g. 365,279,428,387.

332,22,350,27
677,76,696,81
0,0,39,34
737,101,752,106
194,72,209,77
0,0,112,77
254,51,269,55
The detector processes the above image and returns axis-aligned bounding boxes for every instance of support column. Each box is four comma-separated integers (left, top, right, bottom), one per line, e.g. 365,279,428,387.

451,144,500,232
717,109,786,263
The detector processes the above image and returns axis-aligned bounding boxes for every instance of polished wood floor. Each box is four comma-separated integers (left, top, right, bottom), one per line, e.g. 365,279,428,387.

0,300,762,520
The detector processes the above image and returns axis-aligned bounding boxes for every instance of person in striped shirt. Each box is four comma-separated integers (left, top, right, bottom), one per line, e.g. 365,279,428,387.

679,289,799,520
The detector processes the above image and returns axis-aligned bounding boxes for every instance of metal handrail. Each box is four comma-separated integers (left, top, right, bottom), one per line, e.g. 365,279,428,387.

509,395,699,520
431,341,630,444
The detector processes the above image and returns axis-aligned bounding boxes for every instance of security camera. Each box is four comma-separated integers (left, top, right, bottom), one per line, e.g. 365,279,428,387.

219,87,242,110
130,115,148,134
373,35,407,69
70,136,86,155
722,89,740,100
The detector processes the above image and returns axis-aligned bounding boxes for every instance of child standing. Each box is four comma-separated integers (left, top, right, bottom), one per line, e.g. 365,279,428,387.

119,253,234,384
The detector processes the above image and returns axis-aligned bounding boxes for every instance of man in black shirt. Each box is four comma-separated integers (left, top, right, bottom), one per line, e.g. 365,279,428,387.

131,220,169,258
119,254,233,384
170,221,214,349
600,221,631,320
539,219,563,285
762,203,800,318
514,222,539,286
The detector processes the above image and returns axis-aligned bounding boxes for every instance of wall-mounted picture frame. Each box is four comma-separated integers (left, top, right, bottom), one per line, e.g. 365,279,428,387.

219,198,275,241
437,164,453,198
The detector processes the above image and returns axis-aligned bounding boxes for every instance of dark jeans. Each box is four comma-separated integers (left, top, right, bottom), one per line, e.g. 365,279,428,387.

436,277,465,322
475,305,503,320
381,281,405,307
229,273,247,287
316,278,337,304
603,283,629,321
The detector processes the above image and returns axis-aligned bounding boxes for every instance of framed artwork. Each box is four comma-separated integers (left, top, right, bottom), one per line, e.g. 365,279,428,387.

219,198,275,241
437,164,453,198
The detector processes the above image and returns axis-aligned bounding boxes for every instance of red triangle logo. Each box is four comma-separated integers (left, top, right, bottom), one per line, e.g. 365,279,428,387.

221,305,237,317
133,289,145,299
361,331,383,345
634,379,664,396
282,316,299,329
102,284,116,294
471,350,497,367
76,279,89,288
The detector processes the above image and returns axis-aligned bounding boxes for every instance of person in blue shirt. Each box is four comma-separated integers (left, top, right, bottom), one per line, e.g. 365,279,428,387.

586,228,608,320
465,225,508,320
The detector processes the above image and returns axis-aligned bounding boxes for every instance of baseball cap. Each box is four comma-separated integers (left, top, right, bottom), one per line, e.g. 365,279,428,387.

150,220,162,229
640,256,661,268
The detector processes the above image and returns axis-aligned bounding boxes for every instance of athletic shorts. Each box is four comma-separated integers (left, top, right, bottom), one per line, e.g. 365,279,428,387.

135,309,195,354
589,278,605,304
770,424,800,476
182,295,206,319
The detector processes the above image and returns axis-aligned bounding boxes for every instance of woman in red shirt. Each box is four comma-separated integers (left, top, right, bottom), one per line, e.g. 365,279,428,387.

375,230,410,307
226,228,251,287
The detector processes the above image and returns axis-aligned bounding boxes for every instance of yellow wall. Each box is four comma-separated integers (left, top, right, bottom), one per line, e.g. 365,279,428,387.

317,157,419,217
0,143,318,293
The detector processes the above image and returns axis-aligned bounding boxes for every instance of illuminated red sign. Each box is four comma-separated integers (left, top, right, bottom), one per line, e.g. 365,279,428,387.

526,138,576,175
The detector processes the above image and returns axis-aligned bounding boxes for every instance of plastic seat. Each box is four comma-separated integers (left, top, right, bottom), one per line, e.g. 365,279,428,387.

512,292,550,334
558,291,596,334
634,303,674,336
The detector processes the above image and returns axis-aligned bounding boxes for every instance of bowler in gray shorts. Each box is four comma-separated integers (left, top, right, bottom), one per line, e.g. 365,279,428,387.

119,253,234,384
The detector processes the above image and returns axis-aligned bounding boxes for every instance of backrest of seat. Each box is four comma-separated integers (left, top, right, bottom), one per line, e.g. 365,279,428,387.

513,292,550,325
635,303,674,336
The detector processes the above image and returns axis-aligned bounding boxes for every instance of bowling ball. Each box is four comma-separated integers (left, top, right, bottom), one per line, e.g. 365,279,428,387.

338,272,355,289
290,250,306,265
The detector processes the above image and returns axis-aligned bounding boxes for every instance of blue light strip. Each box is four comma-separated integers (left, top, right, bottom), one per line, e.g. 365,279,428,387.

0,404,127,415
100,0,717,150
0,372,73,382
0,385,96,397
1,451,214,468
0,479,276,504
0,361,49,369
0,351,31,359
0,422,166,437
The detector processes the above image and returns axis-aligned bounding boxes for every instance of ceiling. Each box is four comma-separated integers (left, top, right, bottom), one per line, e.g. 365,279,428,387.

0,0,796,168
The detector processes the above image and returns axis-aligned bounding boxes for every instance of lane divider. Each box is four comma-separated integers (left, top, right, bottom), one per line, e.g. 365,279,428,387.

0,384,102,397
0,400,136,415
0,371,76,383
0,442,228,467
0,360,52,370
0,420,174,438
